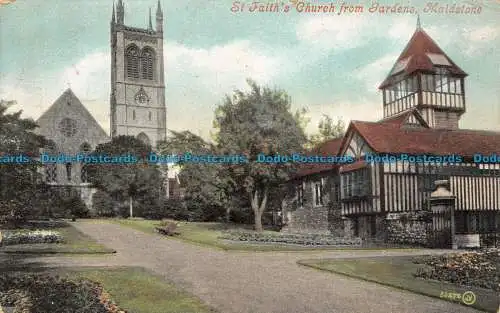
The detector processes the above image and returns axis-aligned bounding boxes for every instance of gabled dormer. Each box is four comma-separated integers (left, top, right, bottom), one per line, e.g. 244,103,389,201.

379,17,468,129
379,109,429,129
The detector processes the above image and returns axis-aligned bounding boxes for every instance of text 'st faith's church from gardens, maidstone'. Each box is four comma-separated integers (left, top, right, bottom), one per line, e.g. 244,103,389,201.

283,18,500,249
34,1,182,210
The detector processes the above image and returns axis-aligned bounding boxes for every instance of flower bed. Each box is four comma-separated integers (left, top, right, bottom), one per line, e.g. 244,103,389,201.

219,230,362,246
413,248,500,291
0,230,64,246
0,273,126,313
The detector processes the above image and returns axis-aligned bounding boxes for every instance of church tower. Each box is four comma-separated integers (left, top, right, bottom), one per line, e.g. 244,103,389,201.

379,17,468,129
110,0,167,148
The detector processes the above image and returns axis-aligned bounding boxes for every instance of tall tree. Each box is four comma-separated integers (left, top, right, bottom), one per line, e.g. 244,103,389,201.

0,100,45,221
213,79,307,231
307,114,346,149
86,135,163,218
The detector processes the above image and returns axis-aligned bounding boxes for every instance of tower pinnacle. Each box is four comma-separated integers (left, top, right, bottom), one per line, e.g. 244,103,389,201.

116,0,124,24
148,7,153,30
156,0,163,17
156,0,163,33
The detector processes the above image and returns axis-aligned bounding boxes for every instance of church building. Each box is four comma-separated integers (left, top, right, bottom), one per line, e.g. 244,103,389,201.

35,1,180,212
283,19,500,248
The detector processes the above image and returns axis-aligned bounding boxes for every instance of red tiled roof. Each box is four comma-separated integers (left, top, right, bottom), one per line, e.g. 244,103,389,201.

294,137,343,177
339,160,366,173
377,110,413,125
351,120,500,157
379,28,467,89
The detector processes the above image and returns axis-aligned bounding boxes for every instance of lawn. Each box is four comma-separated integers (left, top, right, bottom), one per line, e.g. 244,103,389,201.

109,218,418,252
0,265,216,313
298,256,499,313
61,267,217,313
0,221,115,254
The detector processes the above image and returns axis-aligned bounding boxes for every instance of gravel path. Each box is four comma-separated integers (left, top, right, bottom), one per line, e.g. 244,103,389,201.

25,221,486,313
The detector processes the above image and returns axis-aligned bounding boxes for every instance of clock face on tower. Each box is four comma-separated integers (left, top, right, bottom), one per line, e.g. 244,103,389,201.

134,87,149,105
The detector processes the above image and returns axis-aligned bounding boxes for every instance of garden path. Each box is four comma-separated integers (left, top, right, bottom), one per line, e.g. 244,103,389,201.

27,221,483,313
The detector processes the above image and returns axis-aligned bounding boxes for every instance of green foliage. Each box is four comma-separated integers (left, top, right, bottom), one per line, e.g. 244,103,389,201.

159,130,235,221
0,273,119,313
0,100,46,220
307,114,346,149
212,79,308,231
86,135,164,217
92,190,115,217
219,231,362,246
413,249,500,291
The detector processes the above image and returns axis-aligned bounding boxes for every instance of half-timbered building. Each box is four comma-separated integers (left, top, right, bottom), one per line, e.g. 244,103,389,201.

282,20,500,248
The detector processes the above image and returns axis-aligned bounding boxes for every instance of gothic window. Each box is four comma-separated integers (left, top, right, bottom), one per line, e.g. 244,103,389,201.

45,164,57,183
66,163,72,181
141,48,154,80
314,179,324,206
58,118,77,137
126,45,140,79
132,110,136,120
134,87,149,105
79,143,91,183
79,142,91,153
137,132,150,146
43,140,57,183
296,183,304,207
148,111,152,121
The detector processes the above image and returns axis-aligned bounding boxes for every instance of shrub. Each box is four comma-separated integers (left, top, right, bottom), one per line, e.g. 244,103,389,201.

1,230,64,246
413,249,500,291
92,190,115,217
0,273,127,313
219,231,362,246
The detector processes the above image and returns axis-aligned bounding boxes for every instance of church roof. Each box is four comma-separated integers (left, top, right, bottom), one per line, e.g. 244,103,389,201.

36,88,108,139
379,23,467,89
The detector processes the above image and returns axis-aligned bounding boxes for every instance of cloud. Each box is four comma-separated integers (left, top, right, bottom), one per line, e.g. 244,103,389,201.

295,15,370,51
461,25,500,56
0,40,286,140
165,40,281,97
354,53,398,91
303,98,382,135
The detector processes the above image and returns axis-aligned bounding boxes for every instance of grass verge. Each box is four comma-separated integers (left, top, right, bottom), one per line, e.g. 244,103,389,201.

0,265,216,313
61,266,217,313
0,222,115,254
298,256,498,313
109,218,420,252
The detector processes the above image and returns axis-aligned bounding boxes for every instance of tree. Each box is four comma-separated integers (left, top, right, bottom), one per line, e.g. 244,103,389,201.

159,130,235,221
213,79,307,231
307,114,346,149
0,100,45,222
86,135,163,218
91,190,114,217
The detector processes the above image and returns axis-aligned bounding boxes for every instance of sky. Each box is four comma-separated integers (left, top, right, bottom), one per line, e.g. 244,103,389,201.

1,0,499,140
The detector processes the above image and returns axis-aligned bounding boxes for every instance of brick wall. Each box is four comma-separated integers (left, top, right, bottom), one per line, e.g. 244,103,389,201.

434,111,460,129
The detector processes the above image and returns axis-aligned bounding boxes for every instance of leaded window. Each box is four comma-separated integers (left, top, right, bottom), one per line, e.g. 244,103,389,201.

45,164,57,183
126,45,140,79
296,183,304,207
141,48,154,80
342,168,371,199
